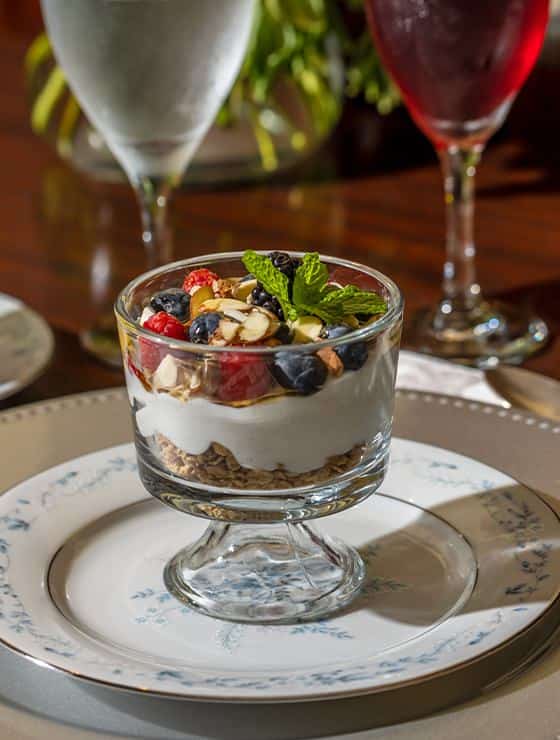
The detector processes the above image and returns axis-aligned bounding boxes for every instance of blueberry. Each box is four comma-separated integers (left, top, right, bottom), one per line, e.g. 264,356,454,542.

268,252,301,281
251,285,268,306
272,352,327,395
322,324,350,340
150,289,190,321
274,323,294,345
337,342,368,371
323,324,368,371
189,312,221,344
251,285,284,321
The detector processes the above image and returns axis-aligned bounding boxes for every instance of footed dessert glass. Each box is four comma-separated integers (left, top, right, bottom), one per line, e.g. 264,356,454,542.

116,252,403,623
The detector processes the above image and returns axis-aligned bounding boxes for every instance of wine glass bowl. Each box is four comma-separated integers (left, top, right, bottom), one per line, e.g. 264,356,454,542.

40,0,256,364
365,0,550,367
115,252,403,623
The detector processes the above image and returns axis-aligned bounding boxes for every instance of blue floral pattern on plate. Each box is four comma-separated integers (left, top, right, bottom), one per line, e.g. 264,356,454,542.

0,440,557,701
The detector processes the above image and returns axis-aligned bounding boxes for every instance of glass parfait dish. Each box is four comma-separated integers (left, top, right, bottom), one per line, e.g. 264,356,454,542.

116,252,403,624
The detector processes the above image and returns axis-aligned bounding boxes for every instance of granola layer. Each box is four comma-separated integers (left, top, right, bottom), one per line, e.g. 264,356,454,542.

157,434,362,490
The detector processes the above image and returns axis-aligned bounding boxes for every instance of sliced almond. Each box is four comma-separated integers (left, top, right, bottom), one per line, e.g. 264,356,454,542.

223,308,248,323
153,354,179,390
166,365,202,401
238,311,270,343
217,319,240,343
233,277,258,302
190,285,215,318
317,348,344,377
253,306,281,337
153,354,203,395
184,367,202,391
218,298,252,312
200,298,251,314
290,315,323,343
140,306,155,326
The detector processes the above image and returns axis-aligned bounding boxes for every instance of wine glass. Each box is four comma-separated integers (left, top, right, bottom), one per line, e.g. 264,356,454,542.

365,0,550,367
40,0,255,364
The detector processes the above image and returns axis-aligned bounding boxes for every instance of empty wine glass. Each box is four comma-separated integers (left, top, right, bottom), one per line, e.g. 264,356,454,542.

365,0,550,367
41,0,255,364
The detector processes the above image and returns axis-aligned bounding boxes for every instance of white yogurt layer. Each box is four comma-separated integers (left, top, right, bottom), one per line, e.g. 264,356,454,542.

126,346,397,474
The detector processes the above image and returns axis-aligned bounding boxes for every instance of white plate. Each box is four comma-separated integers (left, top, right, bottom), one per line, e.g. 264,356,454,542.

0,437,559,703
0,293,54,400
1,388,560,739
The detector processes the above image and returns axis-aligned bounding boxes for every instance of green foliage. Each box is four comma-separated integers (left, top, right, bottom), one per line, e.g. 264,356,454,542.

244,250,387,324
219,0,400,168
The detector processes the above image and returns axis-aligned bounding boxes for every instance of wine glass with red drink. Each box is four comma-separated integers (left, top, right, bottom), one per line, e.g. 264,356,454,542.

365,0,550,366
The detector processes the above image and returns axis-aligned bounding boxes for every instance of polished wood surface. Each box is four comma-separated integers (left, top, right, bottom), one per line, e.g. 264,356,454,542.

0,23,559,411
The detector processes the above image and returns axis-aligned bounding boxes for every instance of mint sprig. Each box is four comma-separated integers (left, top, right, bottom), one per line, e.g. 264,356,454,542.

292,252,329,308
242,250,297,321
242,250,387,325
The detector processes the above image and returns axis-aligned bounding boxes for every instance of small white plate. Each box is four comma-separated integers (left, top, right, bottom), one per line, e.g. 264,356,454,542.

0,437,559,703
0,293,54,400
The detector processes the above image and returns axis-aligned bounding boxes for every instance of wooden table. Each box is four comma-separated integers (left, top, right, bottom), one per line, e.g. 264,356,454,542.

1,26,559,411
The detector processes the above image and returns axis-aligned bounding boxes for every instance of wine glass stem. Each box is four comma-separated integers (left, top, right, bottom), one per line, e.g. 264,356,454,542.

135,176,174,268
438,145,483,313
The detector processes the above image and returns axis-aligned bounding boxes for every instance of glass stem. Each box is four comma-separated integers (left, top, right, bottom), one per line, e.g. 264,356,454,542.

135,176,175,268
438,145,483,314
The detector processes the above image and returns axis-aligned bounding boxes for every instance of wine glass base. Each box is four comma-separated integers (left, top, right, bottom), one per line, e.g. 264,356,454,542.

406,299,549,368
80,315,122,368
164,521,366,624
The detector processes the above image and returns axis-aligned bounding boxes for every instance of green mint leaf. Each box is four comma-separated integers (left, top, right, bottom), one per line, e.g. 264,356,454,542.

242,250,297,321
298,302,343,324
292,252,329,312
307,285,387,323
317,284,360,306
339,292,387,316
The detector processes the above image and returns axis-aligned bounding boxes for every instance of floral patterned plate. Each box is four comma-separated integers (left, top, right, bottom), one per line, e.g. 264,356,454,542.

0,293,54,400
0,437,559,703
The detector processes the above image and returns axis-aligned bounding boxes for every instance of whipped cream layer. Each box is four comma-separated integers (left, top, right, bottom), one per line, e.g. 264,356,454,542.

127,344,398,474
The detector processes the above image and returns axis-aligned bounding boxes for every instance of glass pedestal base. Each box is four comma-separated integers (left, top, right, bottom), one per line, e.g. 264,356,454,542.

407,299,549,368
164,521,365,624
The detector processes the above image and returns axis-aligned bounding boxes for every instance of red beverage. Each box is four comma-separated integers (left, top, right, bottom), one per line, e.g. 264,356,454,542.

365,0,549,145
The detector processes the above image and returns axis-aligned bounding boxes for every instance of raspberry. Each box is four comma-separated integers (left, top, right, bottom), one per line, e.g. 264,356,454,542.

183,268,219,294
139,340,162,372
141,311,186,370
217,352,270,403
144,312,186,339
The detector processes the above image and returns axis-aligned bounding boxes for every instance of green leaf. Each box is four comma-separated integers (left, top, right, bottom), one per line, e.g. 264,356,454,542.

317,284,360,306
292,252,328,311
297,302,342,324
308,285,387,323
339,292,387,316
242,250,297,320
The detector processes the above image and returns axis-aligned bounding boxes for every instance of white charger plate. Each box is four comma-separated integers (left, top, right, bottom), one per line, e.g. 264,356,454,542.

0,433,559,703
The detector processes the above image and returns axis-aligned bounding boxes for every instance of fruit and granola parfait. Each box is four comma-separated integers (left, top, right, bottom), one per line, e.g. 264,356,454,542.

119,251,402,491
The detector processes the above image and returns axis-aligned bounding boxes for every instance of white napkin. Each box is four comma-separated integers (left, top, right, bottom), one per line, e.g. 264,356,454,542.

396,350,507,406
